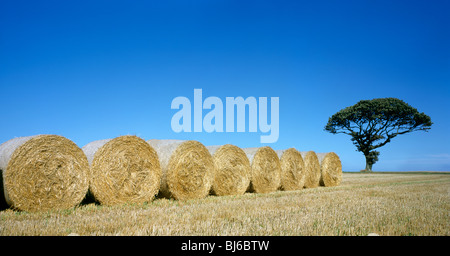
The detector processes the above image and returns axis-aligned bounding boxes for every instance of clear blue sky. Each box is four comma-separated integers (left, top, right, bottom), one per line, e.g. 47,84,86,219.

1,0,449,171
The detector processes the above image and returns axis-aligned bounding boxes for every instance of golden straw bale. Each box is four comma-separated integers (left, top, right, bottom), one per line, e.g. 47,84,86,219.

300,151,321,188
276,148,305,191
317,152,343,187
147,139,214,200
0,135,89,212
243,147,281,193
207,144,251,196
82,135,161,206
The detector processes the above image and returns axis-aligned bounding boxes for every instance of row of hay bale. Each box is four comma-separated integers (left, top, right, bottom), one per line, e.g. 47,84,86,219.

0,134,342,212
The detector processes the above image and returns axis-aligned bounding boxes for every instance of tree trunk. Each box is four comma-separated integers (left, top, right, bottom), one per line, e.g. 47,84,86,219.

364,155,373,172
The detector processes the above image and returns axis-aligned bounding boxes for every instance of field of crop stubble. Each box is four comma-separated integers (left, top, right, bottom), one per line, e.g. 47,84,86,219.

1,172,449,236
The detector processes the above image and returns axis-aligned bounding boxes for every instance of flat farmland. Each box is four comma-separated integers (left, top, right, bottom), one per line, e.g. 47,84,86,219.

1,172,449,236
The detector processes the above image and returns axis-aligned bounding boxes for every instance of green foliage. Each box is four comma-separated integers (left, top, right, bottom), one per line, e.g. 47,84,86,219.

325,98,432,171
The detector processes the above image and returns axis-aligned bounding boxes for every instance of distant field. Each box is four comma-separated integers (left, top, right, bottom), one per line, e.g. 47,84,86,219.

1,172,449,236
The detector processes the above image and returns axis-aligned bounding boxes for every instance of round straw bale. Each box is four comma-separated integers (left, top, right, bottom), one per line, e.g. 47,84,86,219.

276,148,305,191
243,147,281,193
300,151,321,188
147,139,214,200
82,135,161,206
0,135,89,212
317,152,343,187
207,144,250,196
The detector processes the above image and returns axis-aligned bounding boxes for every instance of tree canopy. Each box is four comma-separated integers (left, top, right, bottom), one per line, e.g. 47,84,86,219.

325,98,432,171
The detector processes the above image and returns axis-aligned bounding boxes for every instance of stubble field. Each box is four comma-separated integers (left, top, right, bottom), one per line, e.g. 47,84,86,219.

1,172,449,236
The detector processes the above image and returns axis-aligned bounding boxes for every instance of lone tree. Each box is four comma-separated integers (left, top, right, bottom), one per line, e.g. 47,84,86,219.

324,98,432,172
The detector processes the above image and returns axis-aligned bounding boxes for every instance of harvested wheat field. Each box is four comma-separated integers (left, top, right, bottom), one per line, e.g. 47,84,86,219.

0,172,449,236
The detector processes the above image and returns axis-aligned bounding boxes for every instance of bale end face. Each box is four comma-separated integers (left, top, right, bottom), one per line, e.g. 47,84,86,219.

301,151,321,188
151,140,215,200
85,135,161,206
0,135,90,212
318,152,343,187
209,144,251,196
279,148,305,191
246,146,281,194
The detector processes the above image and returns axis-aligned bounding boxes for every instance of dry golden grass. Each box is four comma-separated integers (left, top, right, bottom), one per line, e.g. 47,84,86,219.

1,172,449,236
